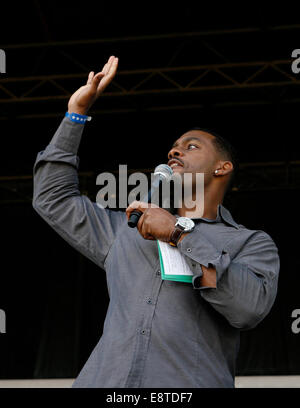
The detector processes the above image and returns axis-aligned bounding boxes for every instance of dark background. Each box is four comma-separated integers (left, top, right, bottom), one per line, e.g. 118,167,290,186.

0,2,300,379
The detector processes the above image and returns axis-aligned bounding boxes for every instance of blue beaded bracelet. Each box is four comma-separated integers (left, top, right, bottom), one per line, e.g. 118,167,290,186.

65,112,92,124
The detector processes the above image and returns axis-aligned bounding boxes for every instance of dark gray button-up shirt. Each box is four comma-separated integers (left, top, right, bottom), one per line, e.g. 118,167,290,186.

32,117,280,388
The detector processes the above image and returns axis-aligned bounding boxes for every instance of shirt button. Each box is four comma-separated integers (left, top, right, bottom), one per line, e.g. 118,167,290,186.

187,248,192,253
141,329,146,335
156,270,161,276
146,298,152,304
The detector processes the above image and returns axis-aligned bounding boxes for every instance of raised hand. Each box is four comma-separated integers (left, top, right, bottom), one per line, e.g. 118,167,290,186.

68,55,119,115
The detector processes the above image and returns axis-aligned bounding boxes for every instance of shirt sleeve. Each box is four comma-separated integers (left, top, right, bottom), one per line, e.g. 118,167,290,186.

177,228,280,330
32,116,126,269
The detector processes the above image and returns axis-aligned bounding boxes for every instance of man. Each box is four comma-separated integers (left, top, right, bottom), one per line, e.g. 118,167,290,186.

32,56,280,388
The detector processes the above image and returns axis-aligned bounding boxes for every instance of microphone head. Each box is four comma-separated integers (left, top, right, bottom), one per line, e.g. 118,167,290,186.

154,164,173,181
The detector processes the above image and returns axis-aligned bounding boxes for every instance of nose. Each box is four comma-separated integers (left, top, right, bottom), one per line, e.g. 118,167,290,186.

168,146,184,160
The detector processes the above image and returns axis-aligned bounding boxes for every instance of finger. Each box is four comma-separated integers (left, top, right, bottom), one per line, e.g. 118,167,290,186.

137,211,145,232
126,201,148,220
145,234,155,240
101,63,108,75
95,58,119,95
86,71,94,85
102,56,115,75
106,57,118,78
94,71,105,80
138,214,155,240
103,56,116,76
126,200,141,220
89,72,105,92
97,56,113,78
102,57,118,81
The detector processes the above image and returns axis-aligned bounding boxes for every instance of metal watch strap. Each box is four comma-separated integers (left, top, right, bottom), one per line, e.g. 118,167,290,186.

169,224,185,247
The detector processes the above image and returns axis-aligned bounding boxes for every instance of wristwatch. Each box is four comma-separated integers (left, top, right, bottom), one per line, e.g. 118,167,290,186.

169,217,195,247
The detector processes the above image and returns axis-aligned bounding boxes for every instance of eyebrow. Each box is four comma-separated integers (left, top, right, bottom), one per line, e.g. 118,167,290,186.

172,136,203,148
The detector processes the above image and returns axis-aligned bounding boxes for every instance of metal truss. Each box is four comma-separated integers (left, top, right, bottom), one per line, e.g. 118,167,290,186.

0,59,298,102
1,25,300,119
1,161,300,205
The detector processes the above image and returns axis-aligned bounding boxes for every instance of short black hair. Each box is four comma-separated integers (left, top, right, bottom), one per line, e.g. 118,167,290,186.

188,127,239,193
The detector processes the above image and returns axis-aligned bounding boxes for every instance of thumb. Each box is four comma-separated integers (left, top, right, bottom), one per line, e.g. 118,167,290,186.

89,72,105,92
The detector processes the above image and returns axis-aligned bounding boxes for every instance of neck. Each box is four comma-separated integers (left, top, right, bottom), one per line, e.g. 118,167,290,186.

176,185,223,219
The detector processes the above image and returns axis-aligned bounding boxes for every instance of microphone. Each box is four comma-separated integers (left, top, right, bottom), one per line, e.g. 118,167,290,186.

127,164,173,228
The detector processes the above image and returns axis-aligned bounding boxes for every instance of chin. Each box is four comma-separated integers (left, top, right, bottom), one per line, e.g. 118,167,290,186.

172,166,184,172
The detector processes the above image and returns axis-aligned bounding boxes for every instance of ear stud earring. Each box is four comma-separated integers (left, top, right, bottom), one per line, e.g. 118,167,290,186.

215,170,219,174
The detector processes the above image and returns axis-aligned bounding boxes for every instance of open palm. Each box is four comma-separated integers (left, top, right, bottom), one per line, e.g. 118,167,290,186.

68,55,119,115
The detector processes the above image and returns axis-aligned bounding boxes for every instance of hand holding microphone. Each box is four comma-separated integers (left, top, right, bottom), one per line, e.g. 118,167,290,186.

127,164,173,228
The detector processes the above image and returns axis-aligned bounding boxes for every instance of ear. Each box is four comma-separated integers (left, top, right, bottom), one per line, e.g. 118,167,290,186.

215,160,233,176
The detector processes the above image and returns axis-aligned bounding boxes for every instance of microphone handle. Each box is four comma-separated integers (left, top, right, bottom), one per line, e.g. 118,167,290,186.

128,209,143,228
128,177,161,228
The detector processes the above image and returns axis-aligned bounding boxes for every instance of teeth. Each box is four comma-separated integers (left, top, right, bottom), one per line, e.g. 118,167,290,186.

171,163,180,168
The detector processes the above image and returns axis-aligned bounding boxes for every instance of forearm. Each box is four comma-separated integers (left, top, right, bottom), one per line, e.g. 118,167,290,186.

32,116,85,216
32,59,123,266
200,261,278,329
32,115,126,267
178,229,280,329
50,115,85,155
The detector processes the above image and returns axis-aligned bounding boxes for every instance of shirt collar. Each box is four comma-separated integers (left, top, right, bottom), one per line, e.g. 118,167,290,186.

218,204,239,229
187,204,239,229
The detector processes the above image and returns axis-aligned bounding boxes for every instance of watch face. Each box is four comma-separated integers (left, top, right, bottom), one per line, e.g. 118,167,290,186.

177,217,195,231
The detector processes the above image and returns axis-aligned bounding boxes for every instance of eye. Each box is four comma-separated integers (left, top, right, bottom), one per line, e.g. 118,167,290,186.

187,143,198,150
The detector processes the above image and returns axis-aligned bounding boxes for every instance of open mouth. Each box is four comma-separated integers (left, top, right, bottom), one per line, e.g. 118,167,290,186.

168,159,184,169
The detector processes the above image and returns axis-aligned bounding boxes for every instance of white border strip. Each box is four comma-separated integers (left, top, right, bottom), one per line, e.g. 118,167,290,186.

0,376,299,388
